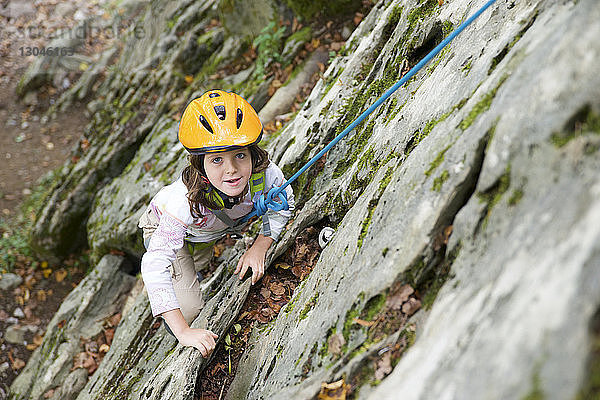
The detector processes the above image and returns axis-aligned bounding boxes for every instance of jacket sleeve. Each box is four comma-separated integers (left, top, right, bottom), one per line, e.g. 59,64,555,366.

140,210,187,317
261,162,295,241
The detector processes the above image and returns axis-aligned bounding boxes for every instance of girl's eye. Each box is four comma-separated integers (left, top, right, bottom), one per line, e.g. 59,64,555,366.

212,157,222,164
236,153,246,159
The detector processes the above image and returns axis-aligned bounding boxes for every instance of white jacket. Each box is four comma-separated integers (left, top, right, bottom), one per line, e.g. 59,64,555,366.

141,161,294,317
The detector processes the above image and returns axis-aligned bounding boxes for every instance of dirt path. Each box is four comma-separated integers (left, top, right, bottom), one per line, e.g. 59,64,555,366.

0,0,112,215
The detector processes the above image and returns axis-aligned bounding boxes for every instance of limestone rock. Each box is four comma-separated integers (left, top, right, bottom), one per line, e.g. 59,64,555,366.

0,273,23,291
0,1,35,19
13,0,600,399
227,0,600,399
8,255,136,400
75,243,252,400
5,325,25,345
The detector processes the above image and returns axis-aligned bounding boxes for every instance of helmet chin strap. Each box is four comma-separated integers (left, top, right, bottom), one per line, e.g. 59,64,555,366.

214,187,241,209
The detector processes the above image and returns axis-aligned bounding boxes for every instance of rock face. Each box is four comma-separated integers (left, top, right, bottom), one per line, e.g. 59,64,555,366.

8,255,135,400
15,0,600,399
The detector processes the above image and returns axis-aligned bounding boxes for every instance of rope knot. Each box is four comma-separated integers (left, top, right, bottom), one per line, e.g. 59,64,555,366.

253,187,288,217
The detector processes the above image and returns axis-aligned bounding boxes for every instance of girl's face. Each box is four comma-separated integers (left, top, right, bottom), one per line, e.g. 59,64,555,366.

203,147,252,197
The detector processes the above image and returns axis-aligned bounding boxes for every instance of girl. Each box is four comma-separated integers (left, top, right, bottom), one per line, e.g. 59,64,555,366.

138,90,294,357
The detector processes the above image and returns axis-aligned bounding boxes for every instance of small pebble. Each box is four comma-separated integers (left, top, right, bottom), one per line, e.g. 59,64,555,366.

13,307,25,318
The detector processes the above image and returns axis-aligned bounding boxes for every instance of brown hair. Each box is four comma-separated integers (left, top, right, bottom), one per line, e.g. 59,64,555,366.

182,144,270,217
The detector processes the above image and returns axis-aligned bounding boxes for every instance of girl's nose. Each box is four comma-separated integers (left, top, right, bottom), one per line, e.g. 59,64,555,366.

224,157,237,173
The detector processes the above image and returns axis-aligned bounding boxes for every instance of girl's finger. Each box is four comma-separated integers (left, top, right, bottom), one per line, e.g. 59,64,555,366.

204,337,215,351
239,264,248,279
197,342,208,357
235,256,243,274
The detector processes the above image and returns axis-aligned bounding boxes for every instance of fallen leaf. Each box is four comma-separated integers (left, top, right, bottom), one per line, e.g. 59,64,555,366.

256,313,269,323
43,389,55,398
327,333,346,355
353,318,375,327
55,269,67,283
42,268,52,278
261,307,276,319
143,162,152,172
291,266,303,278
73,351,96,371
184,75,194,84
353,13,364,26
58,319,66,329
269,282,285,296
37,289,47,301
108,313,121,327
213,243,225,258
275,262,291,270
12,358,26,370
24,275,36,288
402,298,421,316
374,351,392,380
104,328,115,345
318,378,349,400
34,334,44,346
26,343,38,351
387,284,414,310
99,344,110,353
266,298,282,313
85,341,99,353
260,287,271,298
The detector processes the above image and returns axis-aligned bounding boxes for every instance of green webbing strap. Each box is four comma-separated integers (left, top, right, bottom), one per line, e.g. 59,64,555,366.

249,172,265,195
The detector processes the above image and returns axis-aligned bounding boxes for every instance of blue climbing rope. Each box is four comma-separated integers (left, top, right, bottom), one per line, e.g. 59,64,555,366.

244,0,498,222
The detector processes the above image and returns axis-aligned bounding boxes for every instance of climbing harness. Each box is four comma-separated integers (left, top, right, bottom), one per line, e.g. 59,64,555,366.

209,171,268,238
244,0,499,222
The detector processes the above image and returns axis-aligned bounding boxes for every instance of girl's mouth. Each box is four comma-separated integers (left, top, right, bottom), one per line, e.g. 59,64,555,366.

224,177,242,186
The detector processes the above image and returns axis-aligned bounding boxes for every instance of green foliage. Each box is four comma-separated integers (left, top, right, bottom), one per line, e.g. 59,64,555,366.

0,219,33,271
550,105,600,148
425,144,452,177
508,189,524,206
431,170,449,192
522,365,545,400
284,0,362,19
224,323,242,375
299,293,320,320
253,21,287,77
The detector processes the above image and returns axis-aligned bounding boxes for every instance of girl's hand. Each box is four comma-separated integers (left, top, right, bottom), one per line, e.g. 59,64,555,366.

235,235,274,285
177,327,219,357
161,309,218,357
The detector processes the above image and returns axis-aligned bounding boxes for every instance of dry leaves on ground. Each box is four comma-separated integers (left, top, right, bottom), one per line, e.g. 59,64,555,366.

318,379,350,400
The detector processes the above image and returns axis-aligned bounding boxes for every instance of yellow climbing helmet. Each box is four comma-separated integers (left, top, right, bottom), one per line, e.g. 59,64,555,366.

178,90,263,154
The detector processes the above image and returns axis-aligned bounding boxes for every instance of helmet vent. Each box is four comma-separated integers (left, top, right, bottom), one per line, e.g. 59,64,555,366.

236,108,243,129
198,114,213,133
214,105,226,120
209,93,220,98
